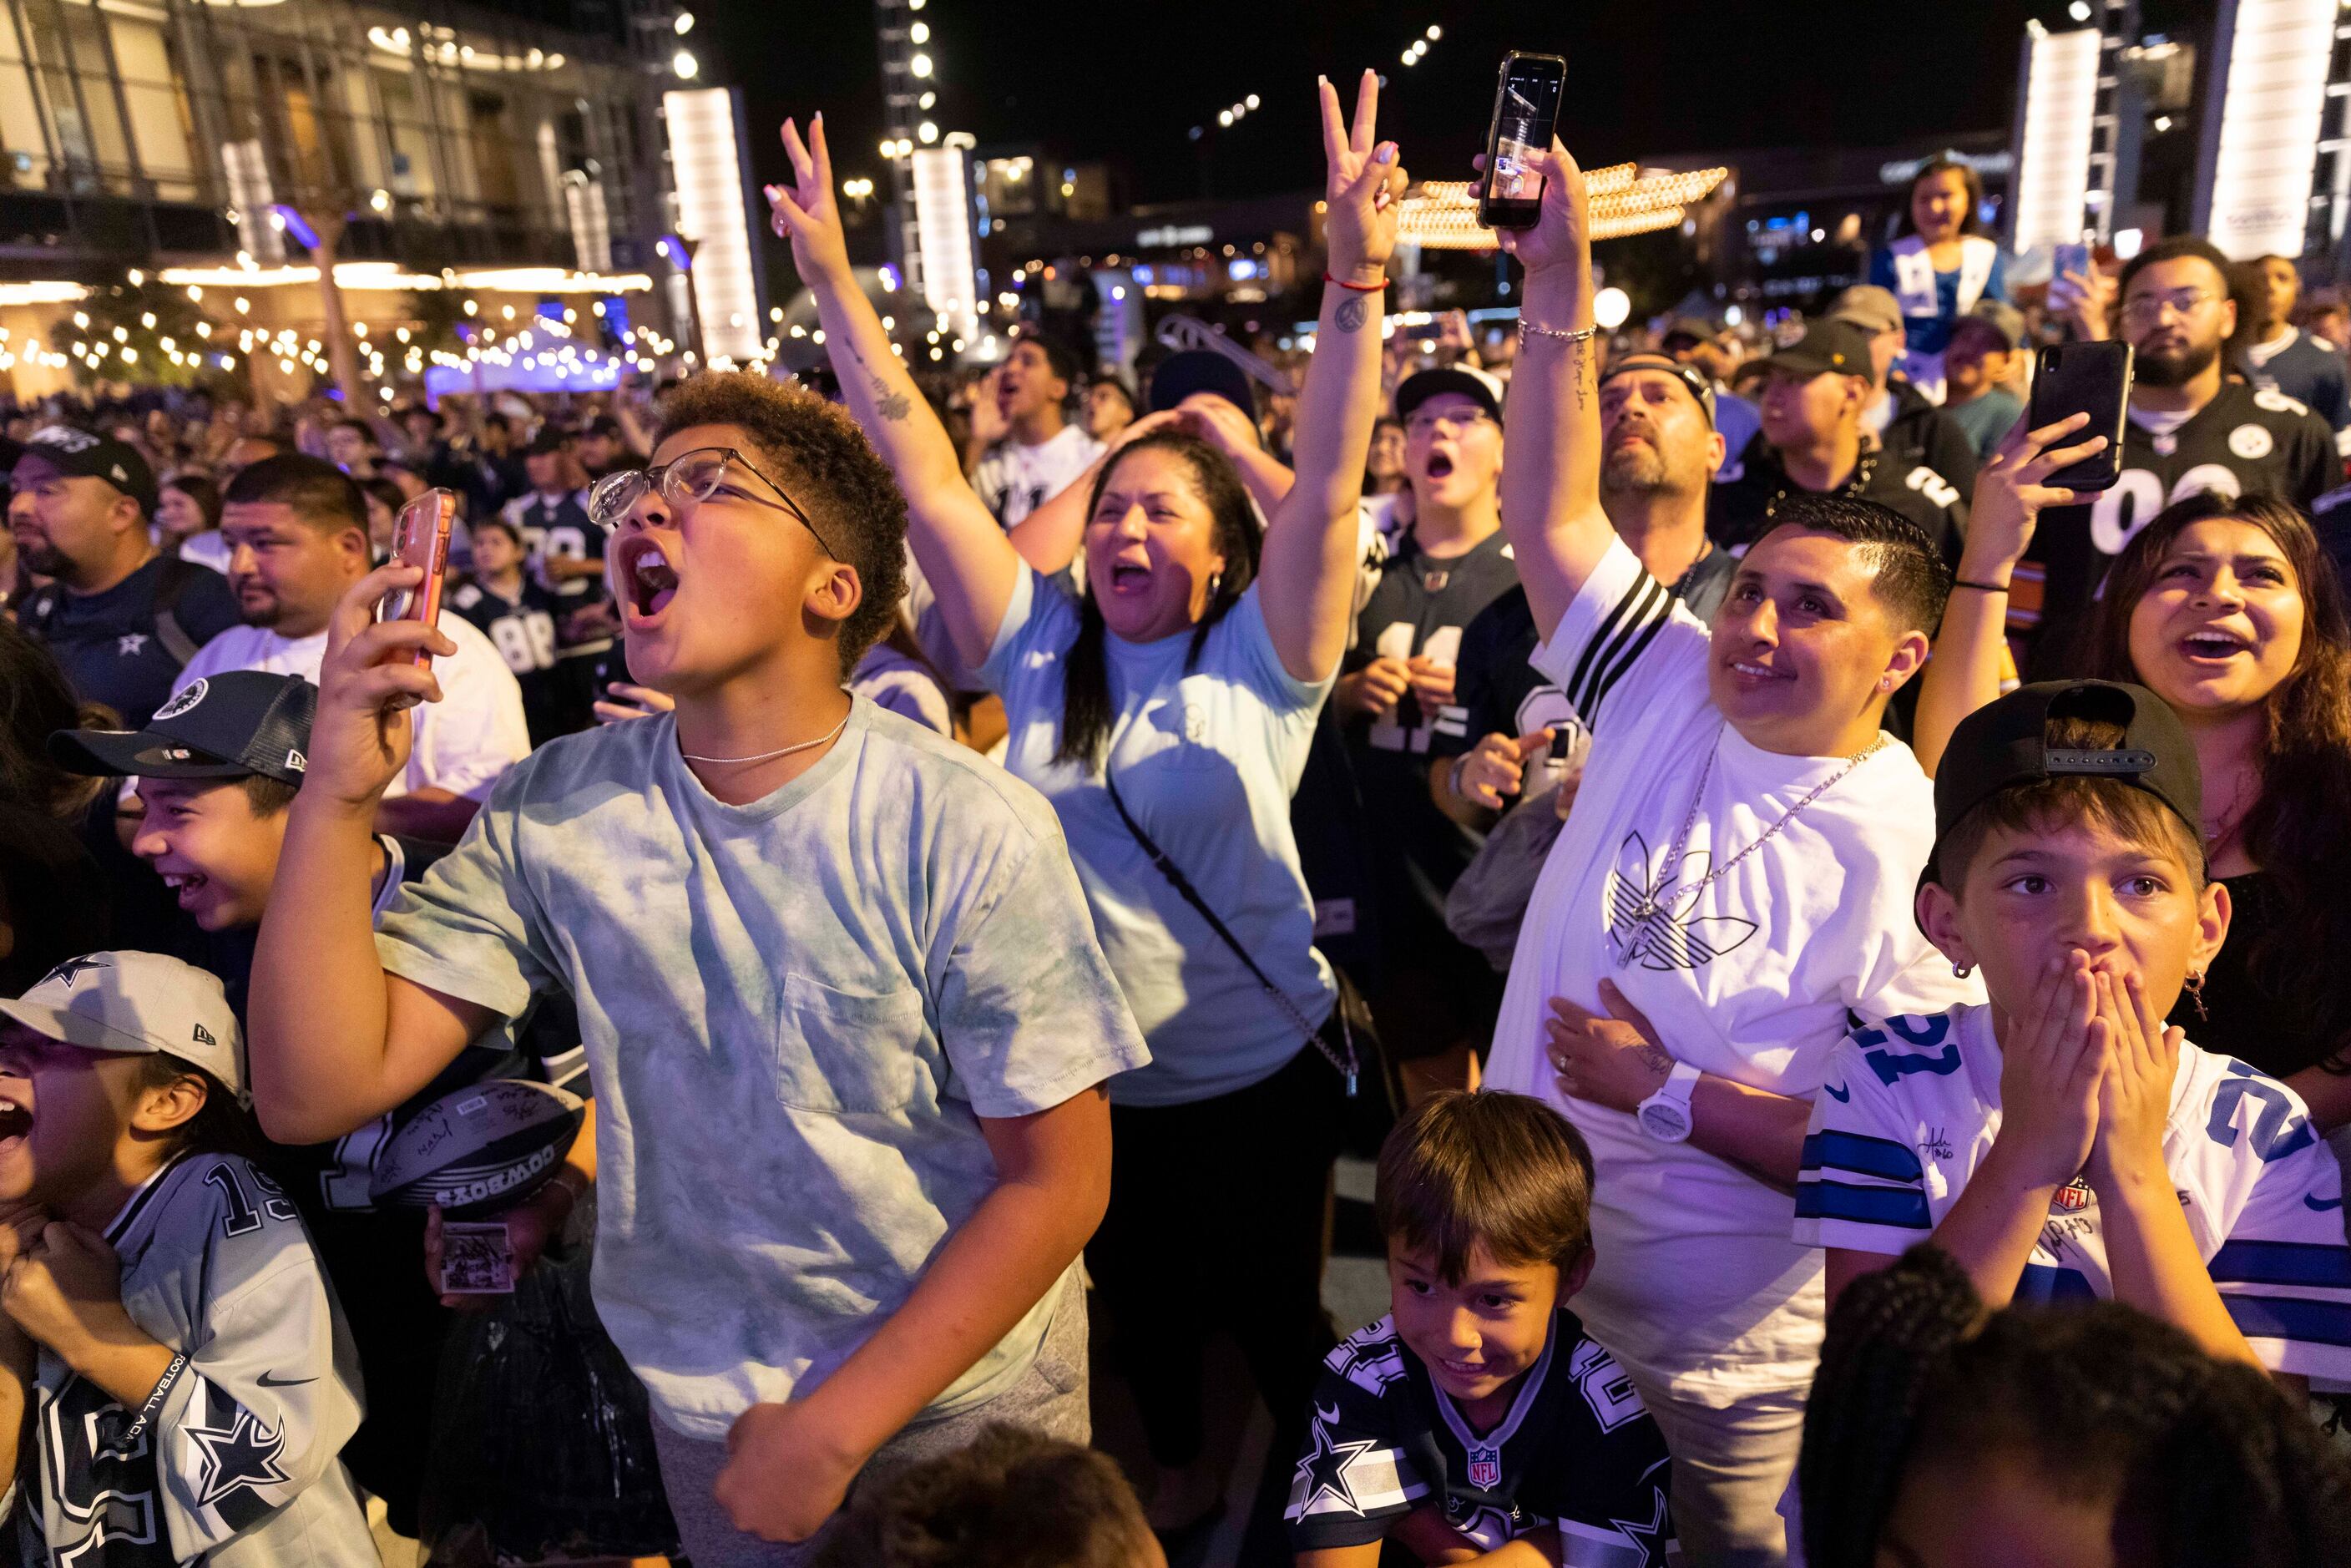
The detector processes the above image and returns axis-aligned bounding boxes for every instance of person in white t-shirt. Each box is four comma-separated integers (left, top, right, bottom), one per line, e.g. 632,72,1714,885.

1479,139,1982,1565
188,453,528,842
969,336,1106,529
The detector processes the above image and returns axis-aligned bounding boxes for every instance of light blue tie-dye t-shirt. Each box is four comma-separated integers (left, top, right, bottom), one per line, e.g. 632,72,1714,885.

373,695,1148,1440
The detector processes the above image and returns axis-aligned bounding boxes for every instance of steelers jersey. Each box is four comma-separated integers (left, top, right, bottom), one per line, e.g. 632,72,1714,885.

8,1154,373,1568
1286,1309,1674,1565
1796,1003,2351,1382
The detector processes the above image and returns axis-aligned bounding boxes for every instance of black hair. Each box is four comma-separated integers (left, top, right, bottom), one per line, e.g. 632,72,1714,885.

223,453,369,538
1895,155,1986,239
0,805,111,998
132,1052,261,1162
1054,430,1260,770
0,619,109,821
812,1422,1155,1568
655,371,909,679
359,477,406,523
1749,492,1954,635
1375,1090,1594,1285
329,417,376,443
1802,1247,2351,1568
2119,235,2235,308
1015,333,1083,387
161,473,222,532
470,514,524,548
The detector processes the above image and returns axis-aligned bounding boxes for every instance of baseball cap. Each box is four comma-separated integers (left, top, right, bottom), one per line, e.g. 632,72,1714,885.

583,414,623,439
1969,300,2026,352
1396,365,1506,424
1827,285,1904,338
1659,316,1720,348
524,427,573,458
0,951,247,1100
1924,680,2202,889
49,670,315,787
16,425,156,513
1764,318,1878,381
1600,352,1716,427
1147,350,1257,417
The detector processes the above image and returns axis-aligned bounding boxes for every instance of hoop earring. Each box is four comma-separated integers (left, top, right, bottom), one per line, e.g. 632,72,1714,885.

2184,969,2208,1021
1953,961,1974,979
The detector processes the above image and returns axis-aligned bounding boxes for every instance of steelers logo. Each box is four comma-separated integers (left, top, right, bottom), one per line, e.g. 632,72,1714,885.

2228,423,2275,461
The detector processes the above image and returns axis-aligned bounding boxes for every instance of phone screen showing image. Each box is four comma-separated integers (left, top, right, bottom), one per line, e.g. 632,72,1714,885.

1481,54,1566,227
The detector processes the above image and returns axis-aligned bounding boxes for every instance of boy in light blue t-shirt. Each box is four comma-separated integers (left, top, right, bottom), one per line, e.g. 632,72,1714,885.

242,368,1148,1567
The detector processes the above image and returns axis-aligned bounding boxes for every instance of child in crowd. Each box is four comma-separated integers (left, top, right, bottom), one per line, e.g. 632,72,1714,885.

1287,1090,1674,1565
48,670,596,1542
447,516,578,747
1800,1245,2351,1568
1797,679,2351,1383
0,951,374,1567
812,1423,1165,1568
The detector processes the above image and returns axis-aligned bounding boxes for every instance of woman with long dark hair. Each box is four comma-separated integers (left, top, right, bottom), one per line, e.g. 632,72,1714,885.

1921,416,2351,1125
778,74,1401,1529
1868,154,2010,397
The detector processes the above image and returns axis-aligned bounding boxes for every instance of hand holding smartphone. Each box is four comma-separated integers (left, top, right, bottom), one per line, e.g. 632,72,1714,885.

1479,52,1567,230
2027,343,2132,491
378,488,456,665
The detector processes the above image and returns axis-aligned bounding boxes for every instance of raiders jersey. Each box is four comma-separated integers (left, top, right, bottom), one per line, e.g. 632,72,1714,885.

2020,382,2337,669
1286,1310,1674,1565
8,1155,372,1568
1797,1004,2351,1382
1708,437,1968,565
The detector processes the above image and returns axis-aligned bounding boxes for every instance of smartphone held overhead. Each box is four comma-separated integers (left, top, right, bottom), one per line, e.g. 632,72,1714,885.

1479,52,1565,230
380,488,457,665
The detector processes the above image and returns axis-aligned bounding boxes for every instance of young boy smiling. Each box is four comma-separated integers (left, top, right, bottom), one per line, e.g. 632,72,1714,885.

1797,680,2351,1382
1288,1091,1673,1566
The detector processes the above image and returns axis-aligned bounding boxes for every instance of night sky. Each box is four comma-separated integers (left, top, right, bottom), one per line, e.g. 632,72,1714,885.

706,0,2082,207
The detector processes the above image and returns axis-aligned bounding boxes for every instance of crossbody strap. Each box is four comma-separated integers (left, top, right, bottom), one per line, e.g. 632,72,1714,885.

1103,771,1356,1095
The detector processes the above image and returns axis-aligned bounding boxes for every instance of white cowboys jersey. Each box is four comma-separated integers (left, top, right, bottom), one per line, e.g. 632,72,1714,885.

1285,1310,1673,1565
1797,1003,2351,1382
8,1154,372,1568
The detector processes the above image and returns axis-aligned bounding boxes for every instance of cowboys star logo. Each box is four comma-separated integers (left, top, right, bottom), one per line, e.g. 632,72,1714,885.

1291,1405,1384,1517
117,633,148,657
186,1407,291,1505
37,955,109,989
1604,831,1758,971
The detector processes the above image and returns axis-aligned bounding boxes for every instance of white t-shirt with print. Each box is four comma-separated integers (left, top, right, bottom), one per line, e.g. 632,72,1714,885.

1483,538,1982,1406
174,613,528,802
1797,1002,2351,1383
972,425,1105,529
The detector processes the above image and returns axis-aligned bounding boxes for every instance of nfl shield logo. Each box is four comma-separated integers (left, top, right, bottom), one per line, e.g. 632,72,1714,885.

1467,1444,1500,1490
2051,1179,2092,1213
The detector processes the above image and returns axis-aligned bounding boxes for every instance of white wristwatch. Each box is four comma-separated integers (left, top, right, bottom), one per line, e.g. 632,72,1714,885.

1636,1060,1701,1143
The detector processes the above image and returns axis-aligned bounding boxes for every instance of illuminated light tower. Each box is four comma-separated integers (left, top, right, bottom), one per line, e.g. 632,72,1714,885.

873,0,930,302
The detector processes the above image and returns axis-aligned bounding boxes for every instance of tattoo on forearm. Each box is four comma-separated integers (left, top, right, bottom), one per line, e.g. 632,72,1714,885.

1570,338,1593,412
1335,293,1369,333
843,341,912,422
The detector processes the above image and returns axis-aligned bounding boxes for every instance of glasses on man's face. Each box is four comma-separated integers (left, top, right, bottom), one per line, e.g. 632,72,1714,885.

2120,288,2217,330
586,447,839,559
1406,409,1494,438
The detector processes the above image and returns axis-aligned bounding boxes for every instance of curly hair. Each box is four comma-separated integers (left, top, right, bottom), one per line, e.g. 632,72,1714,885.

1802,1247,2351,1568
655,372,909,679
811,1423,1154,1568
1054,429,1261,770
2086,491,2351,1070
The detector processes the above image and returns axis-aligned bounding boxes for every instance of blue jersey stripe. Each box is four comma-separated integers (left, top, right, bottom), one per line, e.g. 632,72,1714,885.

2015,1263,2098,1302
1794,1179,1931,1229
2208,1239,2351,1288
2222,1292,2351,1349
1798,1130,1924,1183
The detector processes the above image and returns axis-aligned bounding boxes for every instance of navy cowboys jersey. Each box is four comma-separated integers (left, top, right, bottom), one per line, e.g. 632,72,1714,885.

8,1155,372,1568
1286,1310,1673,1565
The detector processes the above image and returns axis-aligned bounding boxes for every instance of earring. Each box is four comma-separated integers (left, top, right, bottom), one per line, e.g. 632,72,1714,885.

2184,969,2208,1021
1953,961,1974,979
1878,674,1894,692
1208,570,1224,599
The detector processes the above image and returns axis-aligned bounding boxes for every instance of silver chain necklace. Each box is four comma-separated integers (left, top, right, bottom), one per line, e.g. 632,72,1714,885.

679,709,851,766
1616,724,1893,968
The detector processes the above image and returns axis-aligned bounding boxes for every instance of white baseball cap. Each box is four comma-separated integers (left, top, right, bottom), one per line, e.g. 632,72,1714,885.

0,952,246,1102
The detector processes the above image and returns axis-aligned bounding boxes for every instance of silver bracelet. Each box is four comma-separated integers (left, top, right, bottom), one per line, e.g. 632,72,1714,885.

1518,319,1599,346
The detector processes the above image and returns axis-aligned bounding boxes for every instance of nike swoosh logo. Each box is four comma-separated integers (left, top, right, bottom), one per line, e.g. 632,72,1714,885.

255,1371,316,1388
2307,1194,2344,1213
1823,1082,1851,1103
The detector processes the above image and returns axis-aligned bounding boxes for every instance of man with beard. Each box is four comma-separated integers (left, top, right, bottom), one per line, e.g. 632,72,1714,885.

1432,352,1733,836
173,453,527,841
2020,235,2337,674
11,427,239,724
1332,366,1522,1096
968,336,1103,529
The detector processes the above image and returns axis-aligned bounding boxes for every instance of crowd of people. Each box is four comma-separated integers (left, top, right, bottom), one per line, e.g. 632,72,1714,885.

3,68,2351,1568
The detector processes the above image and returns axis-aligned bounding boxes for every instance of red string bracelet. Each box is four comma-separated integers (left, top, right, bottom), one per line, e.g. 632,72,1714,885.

1322,273,1388,291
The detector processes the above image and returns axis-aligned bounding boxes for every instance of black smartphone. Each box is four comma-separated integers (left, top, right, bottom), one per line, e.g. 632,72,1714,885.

1479,52,1568,230
2027,341,2132,492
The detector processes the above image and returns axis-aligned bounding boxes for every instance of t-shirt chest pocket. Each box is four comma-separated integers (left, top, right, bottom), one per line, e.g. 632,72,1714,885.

776,973,929,1115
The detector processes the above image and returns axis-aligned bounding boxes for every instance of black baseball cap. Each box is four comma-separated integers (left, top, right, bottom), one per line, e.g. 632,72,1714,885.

1148,349,1256,417
1600,352,1716,427
1659,316,1720,349
1924,680,2202,888
15,426,156,513
1395,365,1505,424
50,671,316,787
524,427,574,457
1762,318,1877,382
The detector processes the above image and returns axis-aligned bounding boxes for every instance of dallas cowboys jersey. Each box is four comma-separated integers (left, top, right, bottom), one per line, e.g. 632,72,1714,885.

500,490,603,604
1286,1310,1673,1565
448,578,574,747
1797,1003,2351,1382
9,1154,372,1568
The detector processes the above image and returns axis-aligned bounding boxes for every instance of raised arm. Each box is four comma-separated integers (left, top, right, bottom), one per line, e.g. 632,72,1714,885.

768,116,1020,673
1912,411,2101,775
1494,142,1610,640
1002,408,1186,575
1256,70,1402,685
